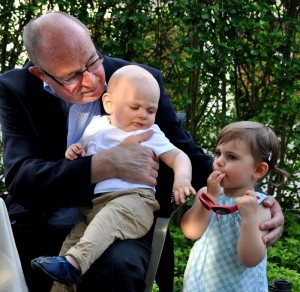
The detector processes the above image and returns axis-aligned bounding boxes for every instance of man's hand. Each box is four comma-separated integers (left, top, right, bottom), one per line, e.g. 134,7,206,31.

260,196,284,247
91,130,159,186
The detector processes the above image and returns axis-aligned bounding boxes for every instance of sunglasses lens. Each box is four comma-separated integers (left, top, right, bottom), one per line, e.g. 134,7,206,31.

215,208,230,215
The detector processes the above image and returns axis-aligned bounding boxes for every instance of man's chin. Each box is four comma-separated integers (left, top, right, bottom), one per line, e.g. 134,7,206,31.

80,95,101,104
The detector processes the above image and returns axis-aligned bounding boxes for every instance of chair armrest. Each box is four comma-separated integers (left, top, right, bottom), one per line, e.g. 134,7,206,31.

144,217,170,292
144,203,185,292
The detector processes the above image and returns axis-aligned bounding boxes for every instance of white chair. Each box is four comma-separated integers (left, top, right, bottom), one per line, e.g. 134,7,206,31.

0,197,28,292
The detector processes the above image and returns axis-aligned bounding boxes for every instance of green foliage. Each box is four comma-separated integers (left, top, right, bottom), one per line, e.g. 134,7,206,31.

267,213,300,274
171,223,193,291
267,263,300,292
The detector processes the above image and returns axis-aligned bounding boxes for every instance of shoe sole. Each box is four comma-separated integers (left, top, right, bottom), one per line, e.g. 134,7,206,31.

31,260,73,286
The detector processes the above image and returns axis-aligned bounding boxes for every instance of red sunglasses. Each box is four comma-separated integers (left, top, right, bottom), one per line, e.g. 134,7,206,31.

198,192,259,221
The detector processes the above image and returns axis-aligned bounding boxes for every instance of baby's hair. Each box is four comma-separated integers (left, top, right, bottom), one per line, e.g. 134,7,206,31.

216,121,289,186
107,65,160,99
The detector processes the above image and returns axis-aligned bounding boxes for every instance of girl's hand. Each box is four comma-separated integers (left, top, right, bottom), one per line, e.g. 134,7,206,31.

236,190,258,218
207,170,225,198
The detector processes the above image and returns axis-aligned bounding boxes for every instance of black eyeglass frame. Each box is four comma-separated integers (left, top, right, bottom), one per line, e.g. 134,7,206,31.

39,52,104,88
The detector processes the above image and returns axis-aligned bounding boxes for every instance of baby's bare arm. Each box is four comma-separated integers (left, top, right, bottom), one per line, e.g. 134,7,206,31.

160,148,196,204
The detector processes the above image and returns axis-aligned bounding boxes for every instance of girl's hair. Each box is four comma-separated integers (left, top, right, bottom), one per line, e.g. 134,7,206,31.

216,121,289,186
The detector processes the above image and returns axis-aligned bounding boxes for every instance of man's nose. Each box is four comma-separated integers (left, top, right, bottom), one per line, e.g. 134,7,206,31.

81,70,95,86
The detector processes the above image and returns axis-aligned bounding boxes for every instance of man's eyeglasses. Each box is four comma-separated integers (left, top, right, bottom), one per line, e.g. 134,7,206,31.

40,52,104,88
199,192,259,221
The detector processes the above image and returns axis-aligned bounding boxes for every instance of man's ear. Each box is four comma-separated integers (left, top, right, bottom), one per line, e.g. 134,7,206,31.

254,162,269,180
102,93,113,114
28,66,46,81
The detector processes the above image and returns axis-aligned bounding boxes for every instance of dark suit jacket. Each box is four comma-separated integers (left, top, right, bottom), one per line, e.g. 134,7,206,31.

0,54,212,217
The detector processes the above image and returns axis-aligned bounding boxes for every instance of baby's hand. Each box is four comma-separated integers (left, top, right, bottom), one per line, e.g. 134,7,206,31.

65,143,86,160
173,181,196,205
207,170,225,198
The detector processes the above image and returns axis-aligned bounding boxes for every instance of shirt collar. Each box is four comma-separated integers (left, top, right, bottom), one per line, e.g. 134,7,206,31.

43,81,58,97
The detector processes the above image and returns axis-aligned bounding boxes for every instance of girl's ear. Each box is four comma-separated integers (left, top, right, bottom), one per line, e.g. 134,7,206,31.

102,93,113,114
253,162,269,180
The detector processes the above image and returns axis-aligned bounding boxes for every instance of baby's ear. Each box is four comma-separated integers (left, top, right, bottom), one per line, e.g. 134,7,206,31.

102,93,113,114
254,162,269,180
